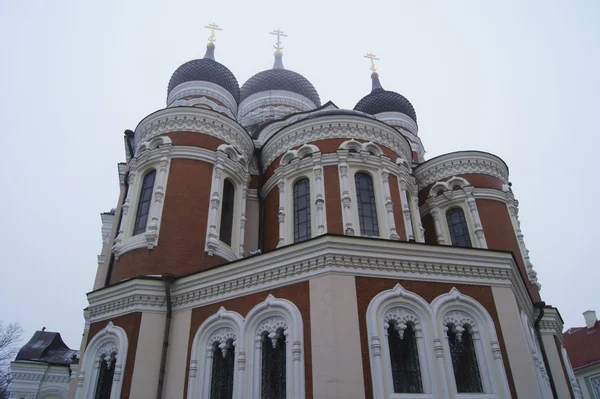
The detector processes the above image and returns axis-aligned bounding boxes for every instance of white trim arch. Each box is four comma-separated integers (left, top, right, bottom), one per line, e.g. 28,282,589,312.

339,139,384,156
366,284,441,399
431,288,511,399
243,294,305,399
280,144,321,166
187,307,245,399
75,322,128,399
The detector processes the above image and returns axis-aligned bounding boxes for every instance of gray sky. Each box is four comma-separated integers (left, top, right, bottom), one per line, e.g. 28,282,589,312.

1,0,598,349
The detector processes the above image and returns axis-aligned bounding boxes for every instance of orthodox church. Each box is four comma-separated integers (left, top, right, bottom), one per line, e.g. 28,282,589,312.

10,26,581,398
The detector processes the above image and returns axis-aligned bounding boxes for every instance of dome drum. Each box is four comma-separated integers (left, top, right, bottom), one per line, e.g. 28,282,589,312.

238,90,318,129
167,80,239,118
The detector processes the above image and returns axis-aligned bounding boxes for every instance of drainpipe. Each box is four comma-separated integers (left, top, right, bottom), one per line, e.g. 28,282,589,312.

534,301,558,399
156,273,176,399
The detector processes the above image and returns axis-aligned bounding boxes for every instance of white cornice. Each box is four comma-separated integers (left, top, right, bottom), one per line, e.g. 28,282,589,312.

87,235,535,324
415,151,509,189
134,107,254,161
167,80,238,114
260,116,413,172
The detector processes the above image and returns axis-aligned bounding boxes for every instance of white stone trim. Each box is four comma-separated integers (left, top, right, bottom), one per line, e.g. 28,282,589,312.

431,288,511,399
76,322,128,399
414,151,509,190
561,347,583,399
167,80,238,116
238,90,316,130
520,311,554,398
134,107,254,161
187,307,245,399
366,284,440,399
243,295,305,398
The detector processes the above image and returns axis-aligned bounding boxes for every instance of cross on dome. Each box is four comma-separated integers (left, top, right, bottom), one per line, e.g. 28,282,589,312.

270,29,287,52
364,53,380,74
205,23,222,45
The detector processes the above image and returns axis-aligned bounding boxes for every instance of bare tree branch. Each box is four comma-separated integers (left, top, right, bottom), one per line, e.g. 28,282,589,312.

0,322,24,399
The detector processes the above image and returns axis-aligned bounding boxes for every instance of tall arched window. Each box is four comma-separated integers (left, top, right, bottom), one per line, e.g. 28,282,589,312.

133,170,156,235
387,322,423,393
94,353,116,399
219,180,235,246
210,339,235,399
445,207,472,248
261,328,286,398
354,172,379,236
447,324,483,393
293,178,311,243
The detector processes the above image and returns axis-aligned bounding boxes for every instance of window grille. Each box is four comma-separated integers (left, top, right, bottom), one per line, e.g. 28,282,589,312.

133,170,156,235
94,354,115,399
261,328,286,398
354,173,379,236
446,208,472,248
219,180,235,246
387,322,423,393
447,324,483,393
210,339,235,399
293,178,312,243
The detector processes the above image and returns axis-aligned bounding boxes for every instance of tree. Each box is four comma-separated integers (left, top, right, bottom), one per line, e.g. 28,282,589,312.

0,322,23,399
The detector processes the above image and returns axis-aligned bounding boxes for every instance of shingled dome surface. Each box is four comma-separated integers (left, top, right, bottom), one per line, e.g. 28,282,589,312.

354,89,417,122
240,69,321,106
168,58,241,103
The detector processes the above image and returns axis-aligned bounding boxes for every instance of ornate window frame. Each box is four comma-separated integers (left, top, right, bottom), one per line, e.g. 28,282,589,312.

187,307,245,399
244,295,305,398
112,136,172,258
205,144,250,260
431,288,511,399
75,322,128,399
366,284,439,399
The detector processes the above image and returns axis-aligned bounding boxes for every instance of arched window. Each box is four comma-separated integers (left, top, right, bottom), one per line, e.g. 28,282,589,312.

447,324,483,393
261,328,286,398
210,339,235,399
133,170,156,235
94,353,116,399
219,180,235,246
354,172,379,236
445,207,472,248
387,322,423,393
293,178,311,243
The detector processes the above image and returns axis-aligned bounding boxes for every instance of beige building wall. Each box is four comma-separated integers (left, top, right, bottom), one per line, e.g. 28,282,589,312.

163,308,192,399
491,286,543,399
309,274,365,399
130,312,166,398
543,334,572,398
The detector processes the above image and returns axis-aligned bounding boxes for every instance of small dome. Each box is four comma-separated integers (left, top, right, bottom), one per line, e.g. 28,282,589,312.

354,73,417,122
241,58,321,106
168,45,240,103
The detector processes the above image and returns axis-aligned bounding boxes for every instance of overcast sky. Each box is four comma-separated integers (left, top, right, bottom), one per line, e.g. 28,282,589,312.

0,0,598,349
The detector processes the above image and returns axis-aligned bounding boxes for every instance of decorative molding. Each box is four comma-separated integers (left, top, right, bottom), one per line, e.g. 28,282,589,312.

167,80,238,116
280,144,320,166
238,90,316,131
415,151,509,189
338,139,384,156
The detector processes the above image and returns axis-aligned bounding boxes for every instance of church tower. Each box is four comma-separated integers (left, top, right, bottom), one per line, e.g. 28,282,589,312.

66,28,578,399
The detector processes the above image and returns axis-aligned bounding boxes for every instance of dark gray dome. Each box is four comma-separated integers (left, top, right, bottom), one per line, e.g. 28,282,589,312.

354,73,417,122
240,69,321,106
168,49,240,103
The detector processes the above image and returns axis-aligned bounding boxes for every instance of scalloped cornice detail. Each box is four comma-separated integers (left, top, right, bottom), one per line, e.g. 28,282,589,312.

415,151,509,189
260,117,413,171
134,108,254,161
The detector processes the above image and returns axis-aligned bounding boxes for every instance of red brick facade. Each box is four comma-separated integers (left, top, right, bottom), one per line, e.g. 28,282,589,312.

324,166,343,235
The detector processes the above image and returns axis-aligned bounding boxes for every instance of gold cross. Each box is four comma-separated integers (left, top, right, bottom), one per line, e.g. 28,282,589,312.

364,53,380,73
205,23,222,44
270,29,287,51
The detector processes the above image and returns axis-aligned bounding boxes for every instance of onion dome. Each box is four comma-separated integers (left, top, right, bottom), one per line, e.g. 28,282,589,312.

240,51,321,106
167,43,240,103
354,72,416,122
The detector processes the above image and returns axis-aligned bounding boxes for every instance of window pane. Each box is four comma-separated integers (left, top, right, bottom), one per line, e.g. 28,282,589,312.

94,355,115,399
261,329,286,399
293,178,311,243
219,180,235,246
448,325,483,393
446,208,472,248
210,340,235,399
388,323,423,393
354,173,379,236
133,170,156,235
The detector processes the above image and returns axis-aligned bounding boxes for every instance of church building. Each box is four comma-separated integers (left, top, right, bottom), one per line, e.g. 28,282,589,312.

16,26,582,398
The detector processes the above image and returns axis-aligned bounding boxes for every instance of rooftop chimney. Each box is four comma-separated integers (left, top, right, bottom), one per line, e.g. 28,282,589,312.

583,310,597,329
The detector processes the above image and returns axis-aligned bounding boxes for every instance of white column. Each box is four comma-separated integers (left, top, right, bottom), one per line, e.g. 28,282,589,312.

464,188,487,249
238,178,249,257
412,192,425,242
429,207,446,245
506,193,540,288
145,153,170,248
114,169,136,248
338,155,355,235
398,180,415,241
205,159,223,256
313,159,326,235
381,170,399,240
277,178,286,248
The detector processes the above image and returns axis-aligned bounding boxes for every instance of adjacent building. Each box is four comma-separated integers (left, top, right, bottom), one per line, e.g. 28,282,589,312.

564,311,600,398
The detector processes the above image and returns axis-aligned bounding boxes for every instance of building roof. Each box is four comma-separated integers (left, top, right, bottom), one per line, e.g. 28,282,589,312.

563,320,600,370
15,330,78,366
354,73,417,122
